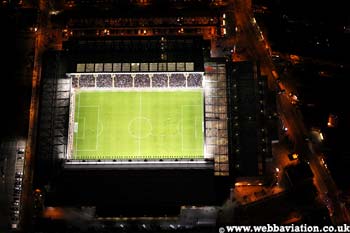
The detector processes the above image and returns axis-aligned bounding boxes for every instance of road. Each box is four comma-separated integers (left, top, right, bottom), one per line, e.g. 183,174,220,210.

20,0,50,231
0,10,36,231
232,0,349,224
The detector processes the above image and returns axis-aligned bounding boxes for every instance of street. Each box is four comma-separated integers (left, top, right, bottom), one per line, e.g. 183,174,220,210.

231,0,349,224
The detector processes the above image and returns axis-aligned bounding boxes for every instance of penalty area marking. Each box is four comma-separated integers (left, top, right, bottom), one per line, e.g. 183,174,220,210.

181,105,202,153
75,117,86,140
156,117,181,137
75,105,100,152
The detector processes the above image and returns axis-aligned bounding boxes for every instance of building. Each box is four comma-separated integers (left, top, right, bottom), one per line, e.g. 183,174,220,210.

226,61,273,184
33,35,231,220
30,0,275,229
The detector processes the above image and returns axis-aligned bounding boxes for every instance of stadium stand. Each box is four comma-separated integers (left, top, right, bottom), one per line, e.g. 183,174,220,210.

114,74,133,87
67,17,219,29
187,73,203,87
152,74,168,87
134,74,150,87
69,72,203,89
71,75,79,88
169,73,186,87
79,74,95,87
96,74,113,87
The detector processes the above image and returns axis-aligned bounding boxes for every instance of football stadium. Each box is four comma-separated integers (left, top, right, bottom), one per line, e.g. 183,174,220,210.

35,36,230,217
29,0,274,225
37,36,229,172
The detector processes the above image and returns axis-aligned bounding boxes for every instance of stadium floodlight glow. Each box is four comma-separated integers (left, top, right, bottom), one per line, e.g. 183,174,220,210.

66,72,206,161
63,70,221,168
202,75,206,87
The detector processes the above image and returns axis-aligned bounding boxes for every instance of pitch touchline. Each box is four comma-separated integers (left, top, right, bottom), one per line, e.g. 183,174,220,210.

75,117,86,140
181,105,184,153
96,104,100,151
181,105,202,152
75,93,81,157
195,117,197,139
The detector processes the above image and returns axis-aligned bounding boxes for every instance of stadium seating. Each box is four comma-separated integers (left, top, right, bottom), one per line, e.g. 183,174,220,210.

152,74,168,87
169,74,186,87
187,73,202,87
79,74,95,87
71,75,79,88
114,74,133,87
96,74,113,87
71,73,203,89
134,74,150,87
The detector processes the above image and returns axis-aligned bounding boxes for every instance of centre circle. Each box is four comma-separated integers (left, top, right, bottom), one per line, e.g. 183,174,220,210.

128,117,152,139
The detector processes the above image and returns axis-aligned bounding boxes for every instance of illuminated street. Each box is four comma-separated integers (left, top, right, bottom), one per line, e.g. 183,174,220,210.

231,0,349,224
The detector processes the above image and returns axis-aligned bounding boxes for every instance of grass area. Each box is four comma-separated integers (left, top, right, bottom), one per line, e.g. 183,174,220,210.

72,90,204,160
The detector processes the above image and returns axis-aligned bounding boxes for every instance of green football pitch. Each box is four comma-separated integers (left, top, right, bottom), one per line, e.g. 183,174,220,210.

72,90,204,160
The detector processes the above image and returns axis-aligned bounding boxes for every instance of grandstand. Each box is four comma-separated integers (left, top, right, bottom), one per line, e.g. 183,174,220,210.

69,72,203,89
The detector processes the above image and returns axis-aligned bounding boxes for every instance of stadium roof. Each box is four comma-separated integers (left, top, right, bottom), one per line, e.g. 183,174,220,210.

227,61,269,177
55,0,224,19
63,36,207,72
45,168,222,216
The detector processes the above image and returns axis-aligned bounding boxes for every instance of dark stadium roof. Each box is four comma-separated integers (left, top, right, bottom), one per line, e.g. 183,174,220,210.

227,61,270,177
55,0,223,19
45,169,226,216
63,36,207,72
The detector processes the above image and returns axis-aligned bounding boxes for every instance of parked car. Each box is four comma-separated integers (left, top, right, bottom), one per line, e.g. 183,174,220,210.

17,148,25,154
